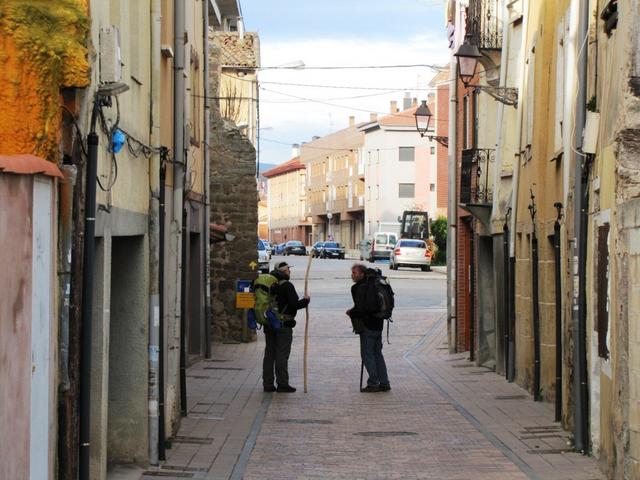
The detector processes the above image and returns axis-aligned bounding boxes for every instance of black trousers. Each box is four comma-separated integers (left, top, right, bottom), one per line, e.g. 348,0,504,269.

262,326,293,387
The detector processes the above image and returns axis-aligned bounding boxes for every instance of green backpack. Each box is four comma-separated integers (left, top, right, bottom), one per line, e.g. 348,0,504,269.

250,274,284,329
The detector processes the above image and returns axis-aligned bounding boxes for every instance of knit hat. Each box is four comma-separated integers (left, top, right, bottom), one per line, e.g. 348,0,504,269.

275,261,291,271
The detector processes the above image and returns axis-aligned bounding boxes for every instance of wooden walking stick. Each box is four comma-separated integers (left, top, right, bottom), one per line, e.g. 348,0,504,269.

303,252,313,393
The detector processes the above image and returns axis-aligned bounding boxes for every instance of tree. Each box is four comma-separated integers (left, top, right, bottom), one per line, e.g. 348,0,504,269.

430,216,447,265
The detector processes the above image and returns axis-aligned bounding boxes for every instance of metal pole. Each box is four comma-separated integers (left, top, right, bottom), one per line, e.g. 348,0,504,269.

447,57,458,353
148,0,162,465
572,0,589,453
554,203,563,422
174,0,187,419
79,99,100,480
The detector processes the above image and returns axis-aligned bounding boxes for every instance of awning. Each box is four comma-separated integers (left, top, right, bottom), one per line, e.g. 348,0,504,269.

0,154,63,178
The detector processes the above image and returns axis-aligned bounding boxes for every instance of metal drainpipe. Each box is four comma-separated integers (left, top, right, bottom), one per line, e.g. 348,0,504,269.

79,95,101,480
503,209,510,378
529,189,541,401
572,0,589,453
469,226,475,362
180,205,188,416
203,0,212,360
554,202,563,422
59,165,77,392
158,155,167,460
173,0,186,419
508,0,531,382
148,0,162,466
447,55,458,353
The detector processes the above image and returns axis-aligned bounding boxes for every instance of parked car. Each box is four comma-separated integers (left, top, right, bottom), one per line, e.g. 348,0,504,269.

283,240,307,256
389,238,431,271
369,232,398,261
261,239,273,256
319,242,345,259
274,242,287,255
310,241,325,258
257,240,270,273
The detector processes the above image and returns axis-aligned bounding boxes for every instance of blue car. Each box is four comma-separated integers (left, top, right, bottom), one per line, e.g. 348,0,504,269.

274,242,287,255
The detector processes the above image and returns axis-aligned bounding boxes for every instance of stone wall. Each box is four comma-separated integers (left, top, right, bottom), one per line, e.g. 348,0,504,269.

208,40,258,343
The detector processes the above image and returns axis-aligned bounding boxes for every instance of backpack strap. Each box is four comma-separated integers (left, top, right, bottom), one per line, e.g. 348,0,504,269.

385,317,393,344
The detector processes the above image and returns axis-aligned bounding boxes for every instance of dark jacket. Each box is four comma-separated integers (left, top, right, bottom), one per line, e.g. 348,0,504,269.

350,277,383,331
270,270,309,319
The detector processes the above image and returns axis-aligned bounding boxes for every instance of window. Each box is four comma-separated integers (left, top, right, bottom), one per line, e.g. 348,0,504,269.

430,146,436,155
398,183,415,198
430,183,436,192
399,147,415,162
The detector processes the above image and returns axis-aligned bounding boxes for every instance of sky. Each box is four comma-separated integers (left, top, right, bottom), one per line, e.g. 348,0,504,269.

239,0,451,168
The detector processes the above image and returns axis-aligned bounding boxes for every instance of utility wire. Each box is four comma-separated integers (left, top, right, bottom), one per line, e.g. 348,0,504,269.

260,63,445,70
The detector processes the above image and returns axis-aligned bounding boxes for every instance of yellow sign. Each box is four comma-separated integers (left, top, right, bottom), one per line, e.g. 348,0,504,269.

236,292,255,309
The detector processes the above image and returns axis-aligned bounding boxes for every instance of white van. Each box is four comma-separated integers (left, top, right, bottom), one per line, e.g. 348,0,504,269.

364,232,398,262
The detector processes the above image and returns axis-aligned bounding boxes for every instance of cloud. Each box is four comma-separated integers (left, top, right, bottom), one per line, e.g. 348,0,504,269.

257,35,449,164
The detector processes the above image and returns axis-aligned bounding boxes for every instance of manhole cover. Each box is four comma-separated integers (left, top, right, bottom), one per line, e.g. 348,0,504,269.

495,395,527,400
203,366,244,371
172,436,213,445
526,448,569,454
279,419,333,425
354,431,418,437
143,471,192,478
162,465,209,473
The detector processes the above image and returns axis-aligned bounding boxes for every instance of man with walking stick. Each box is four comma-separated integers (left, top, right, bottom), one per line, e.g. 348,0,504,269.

346,263,391,393
262,261,310,393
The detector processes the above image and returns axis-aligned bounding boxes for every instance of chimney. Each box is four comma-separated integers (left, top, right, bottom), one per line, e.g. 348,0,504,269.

349,115,355,127
412,98,417,107
390,101,397,113
370,112,378,122
403,92,412,110
292,143,300,157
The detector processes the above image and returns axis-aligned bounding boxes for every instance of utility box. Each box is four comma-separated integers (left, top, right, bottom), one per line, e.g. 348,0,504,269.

583,111,600,154
100,26,122,83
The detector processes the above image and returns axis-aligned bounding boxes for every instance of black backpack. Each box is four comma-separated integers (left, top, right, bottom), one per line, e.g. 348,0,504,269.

363,268,395,341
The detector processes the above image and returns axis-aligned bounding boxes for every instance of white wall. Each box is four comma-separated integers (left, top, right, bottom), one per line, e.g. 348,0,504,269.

362,127,436,237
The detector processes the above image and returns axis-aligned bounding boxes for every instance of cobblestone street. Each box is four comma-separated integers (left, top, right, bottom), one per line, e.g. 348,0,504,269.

116,267,604,480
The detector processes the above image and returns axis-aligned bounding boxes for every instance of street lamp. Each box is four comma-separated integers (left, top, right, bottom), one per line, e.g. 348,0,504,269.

454,36,518,107
414,100,449,147
454,36,482,85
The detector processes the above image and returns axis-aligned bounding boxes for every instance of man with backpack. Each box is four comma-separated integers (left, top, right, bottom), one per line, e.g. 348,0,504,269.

346,263,391,393
262,261,310,393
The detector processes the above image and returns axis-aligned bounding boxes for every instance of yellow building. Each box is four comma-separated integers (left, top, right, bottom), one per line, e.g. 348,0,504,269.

263,154,311,244
301,117,365,248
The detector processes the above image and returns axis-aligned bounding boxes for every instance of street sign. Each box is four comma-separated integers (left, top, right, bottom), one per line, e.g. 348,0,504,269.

235,280,255,309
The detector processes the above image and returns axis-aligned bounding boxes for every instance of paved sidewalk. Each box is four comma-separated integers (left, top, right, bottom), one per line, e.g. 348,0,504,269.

130,309,603,480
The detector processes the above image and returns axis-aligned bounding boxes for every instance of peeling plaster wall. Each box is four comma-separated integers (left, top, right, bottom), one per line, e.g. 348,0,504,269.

589,0,640,477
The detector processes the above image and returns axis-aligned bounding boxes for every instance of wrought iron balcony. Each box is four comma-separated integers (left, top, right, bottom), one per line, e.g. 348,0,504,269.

466,0,502,50
460,148,495,205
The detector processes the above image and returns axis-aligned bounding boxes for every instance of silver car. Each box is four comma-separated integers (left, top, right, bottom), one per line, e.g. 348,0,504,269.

389,239,432,271
258,240,270,273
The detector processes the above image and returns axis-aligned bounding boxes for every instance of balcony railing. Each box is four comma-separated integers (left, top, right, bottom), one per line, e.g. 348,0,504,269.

466,0,502,50
460,148,495,204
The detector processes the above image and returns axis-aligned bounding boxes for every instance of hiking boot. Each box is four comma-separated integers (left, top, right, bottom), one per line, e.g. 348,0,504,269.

379,384,391,392
360,385,381,393
276,385,296,393
264,385,276,392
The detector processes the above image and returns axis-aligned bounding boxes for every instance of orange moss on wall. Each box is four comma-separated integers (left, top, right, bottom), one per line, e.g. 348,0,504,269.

0,0,90,160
